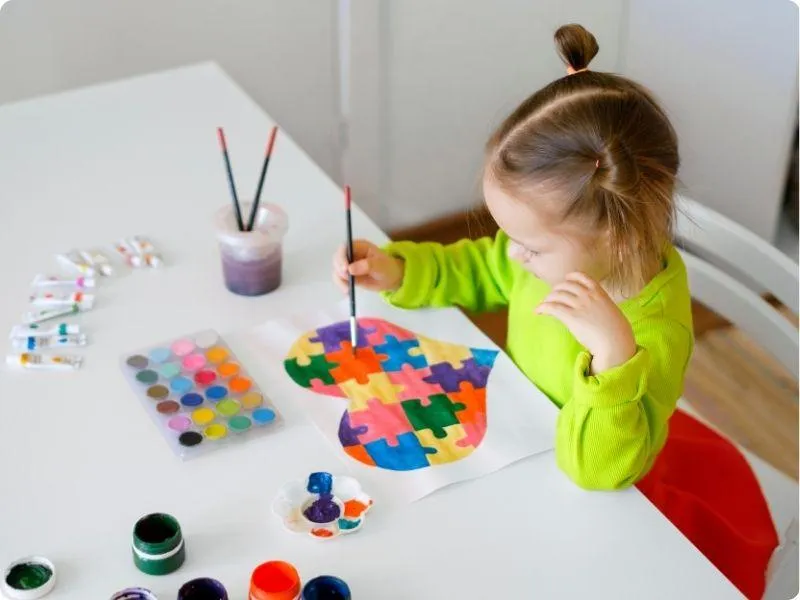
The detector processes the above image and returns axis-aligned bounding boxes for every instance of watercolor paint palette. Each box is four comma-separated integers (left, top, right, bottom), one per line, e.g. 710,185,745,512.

122,329,281,459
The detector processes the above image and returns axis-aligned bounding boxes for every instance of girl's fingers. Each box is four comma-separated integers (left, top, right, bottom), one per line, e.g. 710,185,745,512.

535,300,573,322
542,290,579,308
565,272,598,291
551,281,586,299
348,258,372,277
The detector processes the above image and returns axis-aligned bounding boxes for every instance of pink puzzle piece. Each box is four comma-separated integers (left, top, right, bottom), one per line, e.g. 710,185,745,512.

361,318,416,347
309,378,347,398
455,419,486,448
348,398,413,446
387,363,444,404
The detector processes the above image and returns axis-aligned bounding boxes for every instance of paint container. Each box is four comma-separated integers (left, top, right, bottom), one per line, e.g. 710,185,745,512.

129,236,163,268
11,334,87,351
9,323,80,339
78,250,114,276
301,576,351,600
131,512,185,575
23,305,80,324
6,352,83,371
56,251,94,276
177,578,228,600
30,291,94,309
114,240,143,268
109,588,159,600
31,275,95,289
1,556,56,599
215,202,288,297
249,560,301,600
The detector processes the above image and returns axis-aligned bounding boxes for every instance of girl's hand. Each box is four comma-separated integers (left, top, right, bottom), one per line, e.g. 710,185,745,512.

332,240,405,294
535,272,636,374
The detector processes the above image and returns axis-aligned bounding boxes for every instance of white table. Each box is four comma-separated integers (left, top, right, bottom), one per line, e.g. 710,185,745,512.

0,63,743,599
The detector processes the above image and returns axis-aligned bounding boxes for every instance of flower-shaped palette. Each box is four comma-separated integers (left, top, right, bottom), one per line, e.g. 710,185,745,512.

272,472,372,540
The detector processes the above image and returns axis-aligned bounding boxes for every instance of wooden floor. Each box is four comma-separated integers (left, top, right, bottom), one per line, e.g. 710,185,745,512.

391,208,799,480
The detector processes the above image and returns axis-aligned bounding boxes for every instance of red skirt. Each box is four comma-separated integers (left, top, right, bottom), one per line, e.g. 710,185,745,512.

637,409,779,599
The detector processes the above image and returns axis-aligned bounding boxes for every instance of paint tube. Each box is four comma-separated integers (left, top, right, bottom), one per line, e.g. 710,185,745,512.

9,323,80,339
30,291,94,309
23,305,81,324
129,236,163,268
11,334,87,351
56,251,95,276
114,239,143,268
79,250,114,276
31,274,95,289
6,352,83,371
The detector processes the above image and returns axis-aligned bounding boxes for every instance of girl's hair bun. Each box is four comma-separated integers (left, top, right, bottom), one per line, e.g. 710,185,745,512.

554,24,599,71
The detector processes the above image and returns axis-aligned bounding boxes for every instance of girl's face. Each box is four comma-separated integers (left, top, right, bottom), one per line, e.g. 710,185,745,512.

483,175,609,287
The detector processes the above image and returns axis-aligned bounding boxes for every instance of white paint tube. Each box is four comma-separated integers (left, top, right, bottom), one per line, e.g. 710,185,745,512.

6,352,83,371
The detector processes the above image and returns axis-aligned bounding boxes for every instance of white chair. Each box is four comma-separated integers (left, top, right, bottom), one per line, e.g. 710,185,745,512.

674,194,799,600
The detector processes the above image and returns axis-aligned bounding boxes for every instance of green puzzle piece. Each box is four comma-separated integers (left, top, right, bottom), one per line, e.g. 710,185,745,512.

284,354,338,387
402,394,466,439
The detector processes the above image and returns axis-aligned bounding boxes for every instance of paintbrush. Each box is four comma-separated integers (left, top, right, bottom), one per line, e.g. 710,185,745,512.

344,185,357,354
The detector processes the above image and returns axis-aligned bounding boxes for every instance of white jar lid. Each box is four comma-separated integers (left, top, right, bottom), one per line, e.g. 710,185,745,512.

1,557,56,600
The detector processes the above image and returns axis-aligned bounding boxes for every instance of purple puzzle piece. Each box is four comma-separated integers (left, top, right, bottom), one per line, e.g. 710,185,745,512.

338,412,368,447
423,358,492,393
310,321,377,353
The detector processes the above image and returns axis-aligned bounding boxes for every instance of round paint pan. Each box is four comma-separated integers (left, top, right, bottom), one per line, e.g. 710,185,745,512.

1,556,56,599
177,577,228,600
132,512,185,576
109,588,159,600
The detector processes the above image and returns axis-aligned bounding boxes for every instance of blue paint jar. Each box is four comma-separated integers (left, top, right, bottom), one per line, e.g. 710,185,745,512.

301,575,351,600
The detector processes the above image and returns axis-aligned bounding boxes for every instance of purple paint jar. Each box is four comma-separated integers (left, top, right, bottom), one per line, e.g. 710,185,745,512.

177,577,228,600
215,203,288,297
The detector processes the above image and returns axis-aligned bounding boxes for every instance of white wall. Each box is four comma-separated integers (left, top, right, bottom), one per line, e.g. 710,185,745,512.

622,0,798,242
0,0,341,179
352,0,626,230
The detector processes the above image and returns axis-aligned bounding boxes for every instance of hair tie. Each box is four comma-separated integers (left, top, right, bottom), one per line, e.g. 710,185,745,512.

595,159,600,169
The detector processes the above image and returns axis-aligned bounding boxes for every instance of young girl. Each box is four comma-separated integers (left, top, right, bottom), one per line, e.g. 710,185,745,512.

333,24,777,598
334,23,691,491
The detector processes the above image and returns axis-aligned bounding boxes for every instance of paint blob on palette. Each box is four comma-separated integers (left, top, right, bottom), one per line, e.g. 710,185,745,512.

122,329,281,459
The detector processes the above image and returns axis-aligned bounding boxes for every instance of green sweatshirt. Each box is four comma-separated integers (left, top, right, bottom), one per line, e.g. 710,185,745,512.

383,232,694,490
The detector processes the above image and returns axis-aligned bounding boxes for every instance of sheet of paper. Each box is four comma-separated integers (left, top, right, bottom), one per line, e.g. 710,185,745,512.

243,297,558,504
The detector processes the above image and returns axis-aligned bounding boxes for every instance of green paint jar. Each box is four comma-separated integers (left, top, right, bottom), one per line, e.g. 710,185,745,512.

132,513,185,576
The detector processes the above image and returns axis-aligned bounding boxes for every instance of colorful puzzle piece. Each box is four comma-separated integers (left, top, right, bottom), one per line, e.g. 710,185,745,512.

284,318,497,471
363,432,437,471
402,394,466,439
423,358,491,393
286,336,326,365
339,372,405,411
387,363,443,403
328,344,382,385
470,347,499,368
338,412,368,447
455,420,486,449
285,354,338,387
417,336,473,368
348,398,413,446
310,321,377,352
449,380,487,430
374,335,427,372
361,318,416,347
417,423,474,464
309,378,347,398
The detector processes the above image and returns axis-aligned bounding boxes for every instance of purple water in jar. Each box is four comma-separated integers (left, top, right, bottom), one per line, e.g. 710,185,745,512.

215,202,288,297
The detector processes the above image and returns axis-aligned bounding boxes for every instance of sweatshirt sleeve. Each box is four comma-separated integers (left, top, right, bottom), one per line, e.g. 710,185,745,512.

380,233,514,312
555,318,694,490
